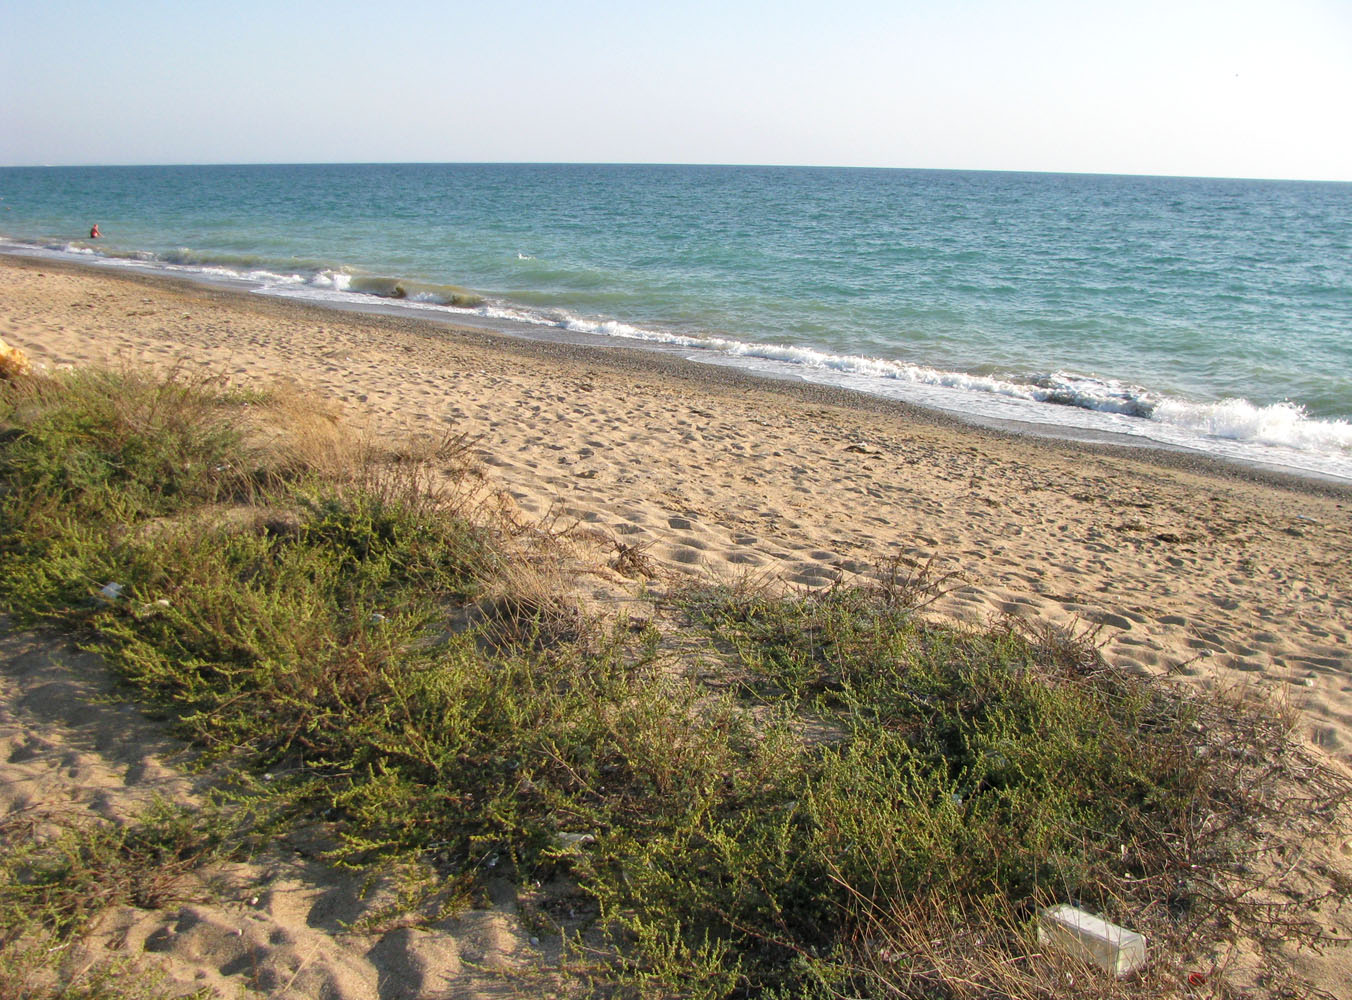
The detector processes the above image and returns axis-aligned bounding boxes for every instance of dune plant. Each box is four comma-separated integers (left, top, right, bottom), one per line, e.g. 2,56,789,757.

1,366,1346,1000
0,801,229,1000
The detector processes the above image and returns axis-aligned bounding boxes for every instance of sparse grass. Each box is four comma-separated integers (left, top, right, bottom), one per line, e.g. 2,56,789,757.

1,365,1347,999
0,801,239,940
0,801,231,1000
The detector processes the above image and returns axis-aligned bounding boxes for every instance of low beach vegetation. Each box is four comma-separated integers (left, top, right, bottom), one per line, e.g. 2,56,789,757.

1,365,1347,999
0,799,237,1000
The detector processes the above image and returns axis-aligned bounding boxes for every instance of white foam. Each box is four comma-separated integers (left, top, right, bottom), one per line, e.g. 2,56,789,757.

310,270,352,291
1153,397,1352,452
550,315,1153,414
551,314,1351,469
246,269,304,285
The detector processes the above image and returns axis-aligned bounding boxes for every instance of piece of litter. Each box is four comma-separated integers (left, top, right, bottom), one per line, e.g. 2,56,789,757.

369,612,387,624
1037,904,1146,977
555,832,596,849
99,582,124,601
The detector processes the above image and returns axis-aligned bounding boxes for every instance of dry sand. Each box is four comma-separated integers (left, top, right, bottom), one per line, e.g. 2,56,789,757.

3,253,1351,997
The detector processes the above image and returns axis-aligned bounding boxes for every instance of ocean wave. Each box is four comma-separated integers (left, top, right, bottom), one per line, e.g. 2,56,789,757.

535,309,1350,460
310,270,352,292
1153,397,1352,453
163,247,270,269
1028,372,1157,418
545,311,1143,411
147,248,486,307
2,237,486,310
345,275,483,307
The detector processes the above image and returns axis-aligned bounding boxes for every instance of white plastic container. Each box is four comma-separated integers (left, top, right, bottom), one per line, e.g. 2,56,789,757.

1037,904,1147,976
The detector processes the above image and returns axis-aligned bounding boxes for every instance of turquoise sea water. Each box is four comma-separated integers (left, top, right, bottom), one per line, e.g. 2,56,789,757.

2,163,1350,481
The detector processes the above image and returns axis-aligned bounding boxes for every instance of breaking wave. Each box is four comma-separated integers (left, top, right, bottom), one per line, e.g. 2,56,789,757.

510,308,1352,464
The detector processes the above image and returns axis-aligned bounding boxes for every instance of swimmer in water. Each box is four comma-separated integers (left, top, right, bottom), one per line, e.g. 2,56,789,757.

90,224,101,238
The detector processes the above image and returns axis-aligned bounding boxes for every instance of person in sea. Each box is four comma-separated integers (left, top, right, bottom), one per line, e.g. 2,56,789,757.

89,224,101,238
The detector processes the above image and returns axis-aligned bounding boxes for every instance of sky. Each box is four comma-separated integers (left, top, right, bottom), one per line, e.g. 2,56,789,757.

2,0,1350,181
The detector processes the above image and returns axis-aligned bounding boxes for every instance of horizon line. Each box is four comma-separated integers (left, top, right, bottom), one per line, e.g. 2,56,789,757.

2,159,1349,185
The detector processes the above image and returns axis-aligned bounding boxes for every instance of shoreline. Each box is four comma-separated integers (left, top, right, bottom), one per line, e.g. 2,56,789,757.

6,243,1351,489
7,249,1349,499
3,253,1351,759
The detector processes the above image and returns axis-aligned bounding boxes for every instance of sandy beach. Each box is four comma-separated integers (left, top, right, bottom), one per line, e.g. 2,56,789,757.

3,252,1352,997
6,255,1349,738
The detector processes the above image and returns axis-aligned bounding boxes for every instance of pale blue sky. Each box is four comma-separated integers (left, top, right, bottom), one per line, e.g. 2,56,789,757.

3,0,1349,180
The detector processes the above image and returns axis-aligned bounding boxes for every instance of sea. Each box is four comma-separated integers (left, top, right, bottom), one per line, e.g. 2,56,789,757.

2,163,1350,483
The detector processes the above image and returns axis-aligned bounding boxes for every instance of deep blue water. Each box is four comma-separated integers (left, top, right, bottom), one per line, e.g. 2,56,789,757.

3,163,1350,479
